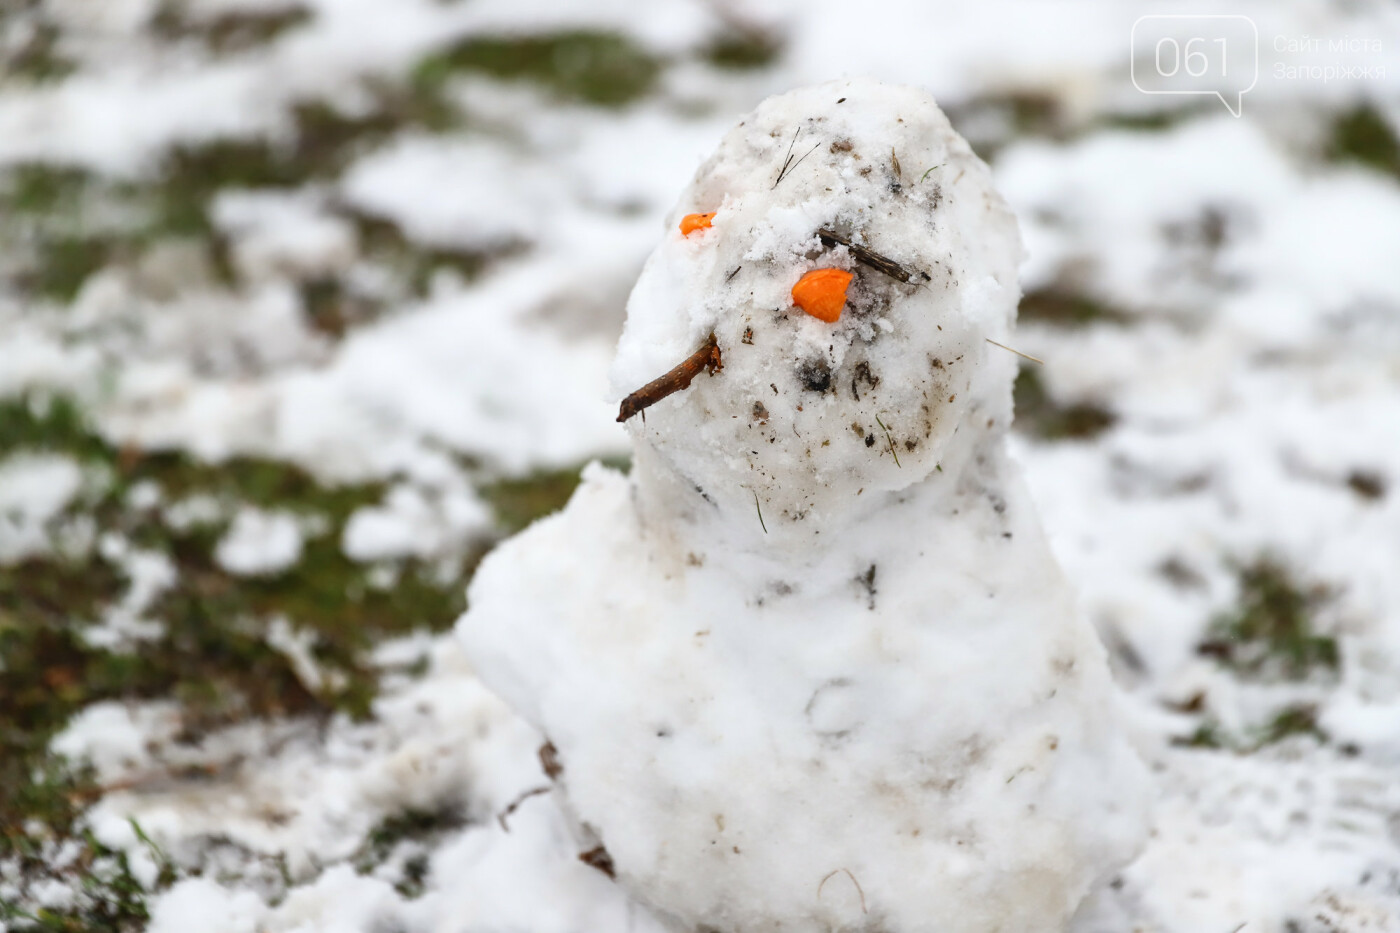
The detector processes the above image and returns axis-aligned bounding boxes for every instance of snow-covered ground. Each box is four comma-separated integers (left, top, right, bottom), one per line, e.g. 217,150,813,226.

1,0,1398,930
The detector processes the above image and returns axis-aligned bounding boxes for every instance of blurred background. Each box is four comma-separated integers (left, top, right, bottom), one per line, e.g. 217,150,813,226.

1,0,1398,929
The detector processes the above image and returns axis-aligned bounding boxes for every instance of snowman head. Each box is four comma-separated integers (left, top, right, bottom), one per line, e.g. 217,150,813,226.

611,79,1024,550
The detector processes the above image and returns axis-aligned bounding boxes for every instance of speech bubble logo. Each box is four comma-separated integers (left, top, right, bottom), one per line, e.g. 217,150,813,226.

1131,14,1258,117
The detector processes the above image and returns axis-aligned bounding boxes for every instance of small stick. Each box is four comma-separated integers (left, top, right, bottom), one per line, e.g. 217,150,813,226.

497,785,551,832
817,868,868,914
617,334,723,422
874,414,900,468
816,229,929,283
753,491,768,534
984,338,1043,364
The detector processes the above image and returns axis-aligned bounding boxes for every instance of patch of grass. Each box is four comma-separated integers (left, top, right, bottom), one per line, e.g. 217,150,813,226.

0,164,203,301
0,394,480,908
1001,92,1062,136
150,139,307,237
1,394,476,722
0,395,111,461
347,211,503,299
115,450,474,721
149,91,460,239
414,31,662,108
1170,705,1327,753
0,609,180,930
479,458,628,534
0,813,173,931
701,28,782,70
292,93,454,166
0,166,126,302
0,555,133,741
1170,717,1224,750
148,2,313,55
1012,367,1116,440
1018,287,1133,327
0,106,457,303
2,164,90,215
23,236,124,301
1257,704,1326,746
0,88,470,307
354,804,466,898
1,17,75,84
1099,106,1207,132
1327,103,1400,179
1197,558,1339,681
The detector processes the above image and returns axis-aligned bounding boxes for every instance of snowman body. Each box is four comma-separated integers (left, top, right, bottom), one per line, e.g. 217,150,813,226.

459,78,1150,933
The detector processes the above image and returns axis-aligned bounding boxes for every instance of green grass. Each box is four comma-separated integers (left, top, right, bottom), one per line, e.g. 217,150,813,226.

479,458,629,534
1171,717,1224,750
701,28,782,70
1018,287,1132,328
1012,366,1116,440
1,18,75,84
1099,105,1209,132
148,2,313,55
1,732,177,931
0,163,201,301
348,211,503,300
0,394,481,916
0,815,175,931
1327,103,1400,179
2,165,91,216
1257,704,1326,746
413,31,662,108
0,166,126,302
1197,557,1339,681
353,804,467,898
1171,704,1327,753
0,104,482,307
0,392,618,902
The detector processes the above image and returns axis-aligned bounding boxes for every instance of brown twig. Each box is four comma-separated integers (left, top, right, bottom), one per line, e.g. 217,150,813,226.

817,868,868,913
496,785,551,832
617,333,723,422
816,229,929,283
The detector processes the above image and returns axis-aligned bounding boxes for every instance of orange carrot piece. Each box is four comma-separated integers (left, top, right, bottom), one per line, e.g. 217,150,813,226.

679,212,716,236
792,268,853,323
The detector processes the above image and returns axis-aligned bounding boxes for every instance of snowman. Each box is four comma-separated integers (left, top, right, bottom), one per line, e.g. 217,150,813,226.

458,78,1151,933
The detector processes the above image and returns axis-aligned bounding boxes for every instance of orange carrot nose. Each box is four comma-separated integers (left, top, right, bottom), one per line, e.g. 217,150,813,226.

679,212,716,236
792,268,853,323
